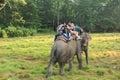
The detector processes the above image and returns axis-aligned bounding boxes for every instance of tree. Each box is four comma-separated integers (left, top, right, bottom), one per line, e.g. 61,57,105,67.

0,0,8,11
0,0,120,32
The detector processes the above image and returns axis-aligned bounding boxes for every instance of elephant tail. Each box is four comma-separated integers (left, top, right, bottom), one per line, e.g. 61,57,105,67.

50,45,57,60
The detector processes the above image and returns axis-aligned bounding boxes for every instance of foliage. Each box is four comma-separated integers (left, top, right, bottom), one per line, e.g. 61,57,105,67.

0,25,37,38
0,0,5,3
0,0,120,32
0,28,7,38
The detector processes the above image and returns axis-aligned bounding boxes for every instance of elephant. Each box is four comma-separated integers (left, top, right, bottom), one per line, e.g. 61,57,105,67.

46,36,82,78
80,32,92,64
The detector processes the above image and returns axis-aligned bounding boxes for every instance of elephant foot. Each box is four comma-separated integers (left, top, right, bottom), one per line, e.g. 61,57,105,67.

46,72,52,78
46,74,51,78
78,65,82,69
60,72,65,76
68,68,72,71
60,71,65,76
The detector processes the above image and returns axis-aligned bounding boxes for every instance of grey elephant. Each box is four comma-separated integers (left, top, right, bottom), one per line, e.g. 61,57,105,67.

80,32,92,64
46,36,82,78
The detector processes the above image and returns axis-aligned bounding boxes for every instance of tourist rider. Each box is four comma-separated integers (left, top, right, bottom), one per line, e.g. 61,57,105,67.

54,22,71,41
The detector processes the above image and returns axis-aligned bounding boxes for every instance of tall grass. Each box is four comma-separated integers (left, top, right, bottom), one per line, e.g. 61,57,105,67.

0,33,120,80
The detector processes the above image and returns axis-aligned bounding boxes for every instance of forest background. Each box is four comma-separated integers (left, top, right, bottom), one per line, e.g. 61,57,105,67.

0,0,120,37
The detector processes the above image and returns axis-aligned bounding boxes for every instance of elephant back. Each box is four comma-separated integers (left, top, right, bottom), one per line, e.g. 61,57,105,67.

54,39,77,63
56,35,68,43
54,40,67,56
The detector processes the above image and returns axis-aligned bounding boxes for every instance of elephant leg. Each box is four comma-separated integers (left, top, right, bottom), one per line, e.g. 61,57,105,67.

84,46,88,64
68,60,73,71
76,50,82,69
76,40,82,69
59,62,65,76
46,59,56,78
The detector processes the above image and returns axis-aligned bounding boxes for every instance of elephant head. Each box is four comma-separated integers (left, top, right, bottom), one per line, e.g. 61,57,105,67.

80,32,92,64
81,32,92,46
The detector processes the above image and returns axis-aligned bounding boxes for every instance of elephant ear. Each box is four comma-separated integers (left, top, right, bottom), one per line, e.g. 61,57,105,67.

86,33,92,41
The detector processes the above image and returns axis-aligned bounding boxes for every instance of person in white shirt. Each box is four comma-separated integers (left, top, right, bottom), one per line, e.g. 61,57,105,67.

54,23,66,41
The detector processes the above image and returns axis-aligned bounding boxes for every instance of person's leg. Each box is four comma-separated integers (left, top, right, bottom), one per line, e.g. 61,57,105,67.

67,33,71,40
70,31,81,40
62,33,68,39
54,33,60,41
76,32,82,39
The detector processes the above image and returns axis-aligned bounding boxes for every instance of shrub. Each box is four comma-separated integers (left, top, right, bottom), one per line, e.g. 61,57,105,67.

4,25,37,37
29,28,37,36
0,29,7,38
0,24,5,29
0,29,3,37
22,28,31,36
17,27,37,37
6,26,17,37
16,30,24,37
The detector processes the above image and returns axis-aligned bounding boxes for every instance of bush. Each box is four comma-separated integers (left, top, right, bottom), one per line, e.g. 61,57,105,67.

29,28,37,36
0,25,37,38
0,24,6,29
0,29,7,38
17,27,37,36
6,26,17,37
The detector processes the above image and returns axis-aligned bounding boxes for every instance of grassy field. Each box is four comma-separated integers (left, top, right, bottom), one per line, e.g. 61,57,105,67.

0,33,120,80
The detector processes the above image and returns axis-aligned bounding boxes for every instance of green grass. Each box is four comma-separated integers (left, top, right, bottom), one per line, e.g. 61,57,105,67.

0,33,120,80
